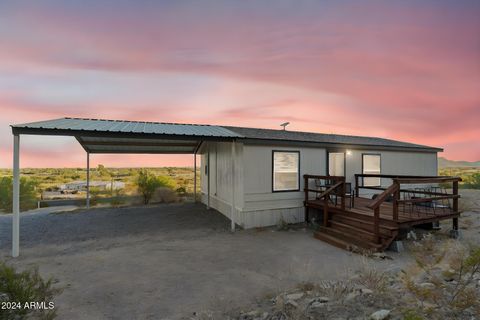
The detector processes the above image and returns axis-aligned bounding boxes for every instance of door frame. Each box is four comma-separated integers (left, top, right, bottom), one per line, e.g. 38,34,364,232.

326,150,346,177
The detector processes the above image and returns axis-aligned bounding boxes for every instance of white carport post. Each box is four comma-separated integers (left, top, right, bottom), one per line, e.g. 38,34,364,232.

86,152,90,208
207,145,210,209
12,134,20,257
230,141,236,232
193,152,197,203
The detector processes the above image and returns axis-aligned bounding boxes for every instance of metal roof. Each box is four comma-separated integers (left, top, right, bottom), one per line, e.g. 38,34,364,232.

12,117,241,137
224,126,442,152
11,118,243,154
11,117,442,153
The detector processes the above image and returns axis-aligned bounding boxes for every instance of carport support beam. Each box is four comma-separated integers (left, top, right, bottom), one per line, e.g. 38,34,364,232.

231,141,236,232
12,134,20,257
86,152,90,208
207,146,210,209
193,152,197,203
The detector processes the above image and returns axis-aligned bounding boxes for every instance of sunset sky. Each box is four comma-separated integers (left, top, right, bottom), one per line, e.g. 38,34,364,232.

0,0,479,168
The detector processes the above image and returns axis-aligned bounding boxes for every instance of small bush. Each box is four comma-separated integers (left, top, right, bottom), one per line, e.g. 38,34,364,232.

135,170,177,204
152,187,178,203
402,236,480,318
276,218,290,231
110,189,125,207
0,262,61,320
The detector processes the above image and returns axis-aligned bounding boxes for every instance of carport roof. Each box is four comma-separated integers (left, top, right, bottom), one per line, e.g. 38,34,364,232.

11,117,243,154
11,117,442,153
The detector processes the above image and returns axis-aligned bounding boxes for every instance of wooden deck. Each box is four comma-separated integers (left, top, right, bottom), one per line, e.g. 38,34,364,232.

303,174,462,252
306,196,460,228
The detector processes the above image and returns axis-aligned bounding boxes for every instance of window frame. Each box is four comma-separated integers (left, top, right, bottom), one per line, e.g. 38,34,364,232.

362,153,382,187
271,150,301,193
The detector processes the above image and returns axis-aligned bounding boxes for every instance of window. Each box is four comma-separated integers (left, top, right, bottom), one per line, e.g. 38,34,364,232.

362,154,381,186
273,151,300,192
328,152,345,176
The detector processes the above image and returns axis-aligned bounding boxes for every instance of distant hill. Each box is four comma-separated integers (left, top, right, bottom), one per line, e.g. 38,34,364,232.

438,157,480,168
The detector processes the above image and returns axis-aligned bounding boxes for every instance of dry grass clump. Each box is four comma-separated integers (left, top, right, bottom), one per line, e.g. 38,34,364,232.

152,187,179,203
190,236,480,320
401,234,480,318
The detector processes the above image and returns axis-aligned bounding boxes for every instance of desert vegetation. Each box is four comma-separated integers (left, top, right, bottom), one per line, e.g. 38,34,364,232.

136,169,177,204
0,176,38,212
439,167,480,189
0,262,61,320
192,236,480,320
0,166,199,213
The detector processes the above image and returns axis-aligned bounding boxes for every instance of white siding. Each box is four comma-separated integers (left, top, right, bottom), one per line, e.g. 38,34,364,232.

201,141,438,229
239,145,326,228
200,142,243,222
345,150,438,197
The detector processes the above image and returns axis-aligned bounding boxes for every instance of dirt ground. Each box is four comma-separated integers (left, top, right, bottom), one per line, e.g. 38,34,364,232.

0,202,416,320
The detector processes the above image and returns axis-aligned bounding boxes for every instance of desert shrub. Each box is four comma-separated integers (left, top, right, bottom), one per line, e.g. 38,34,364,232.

136,169,158,204
87,187,102,206
0,262,61,320
354,260,388,293
110,189,126,207
135,170,176,204
152,187,178,203
276,218,290,231
176,186,187,196
462,172,480,189
402,236,480,318
0,176,39,213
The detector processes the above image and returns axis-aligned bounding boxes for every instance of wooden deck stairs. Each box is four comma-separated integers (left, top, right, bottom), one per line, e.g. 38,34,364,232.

314,212,398,252
304,174,462,253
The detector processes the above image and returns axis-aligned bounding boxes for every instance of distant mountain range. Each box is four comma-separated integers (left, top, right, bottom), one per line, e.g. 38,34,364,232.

438,157,480,168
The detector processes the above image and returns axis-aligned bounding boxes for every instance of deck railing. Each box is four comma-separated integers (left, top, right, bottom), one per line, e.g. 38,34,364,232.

355,174,462,243
304,175,345,226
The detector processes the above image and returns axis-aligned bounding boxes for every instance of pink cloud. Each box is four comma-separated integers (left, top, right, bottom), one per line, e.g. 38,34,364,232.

0,1,479,165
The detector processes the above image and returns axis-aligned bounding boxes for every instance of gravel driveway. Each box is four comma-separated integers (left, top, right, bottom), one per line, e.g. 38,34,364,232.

0,203,406,319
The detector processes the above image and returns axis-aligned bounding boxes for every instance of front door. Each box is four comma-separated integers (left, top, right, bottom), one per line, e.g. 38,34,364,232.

328,152,345,176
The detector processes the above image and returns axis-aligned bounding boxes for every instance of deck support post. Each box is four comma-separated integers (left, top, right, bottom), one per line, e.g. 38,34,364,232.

86,152,90,208
12,134,20,257
373,207,380,244
355,174,359,198
323,197,328,227
392,181,400,221
230,141,236,232
193,152,197,203
341,178,346,211
451,180,459,236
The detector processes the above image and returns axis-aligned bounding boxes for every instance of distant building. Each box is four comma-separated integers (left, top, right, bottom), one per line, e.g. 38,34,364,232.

59,181,125,191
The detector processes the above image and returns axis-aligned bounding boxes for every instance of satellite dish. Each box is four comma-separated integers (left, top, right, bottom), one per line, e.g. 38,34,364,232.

280,122,290,131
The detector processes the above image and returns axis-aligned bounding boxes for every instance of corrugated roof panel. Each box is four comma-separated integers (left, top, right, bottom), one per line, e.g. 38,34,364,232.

11,117,442,152
223,126,442,151
12,117,242,138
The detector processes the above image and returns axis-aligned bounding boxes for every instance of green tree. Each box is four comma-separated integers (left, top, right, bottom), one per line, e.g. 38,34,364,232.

96,164,111,178
0,176,39,213
136,170,160,204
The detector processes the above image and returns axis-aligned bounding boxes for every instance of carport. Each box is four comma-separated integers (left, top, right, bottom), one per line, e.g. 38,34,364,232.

10,117,242,257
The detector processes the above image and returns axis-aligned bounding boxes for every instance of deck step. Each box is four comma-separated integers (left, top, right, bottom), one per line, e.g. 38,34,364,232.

331,211,398,229
328,220,387,242
330,215,397,235
313,231,357,251
318,226,384,250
